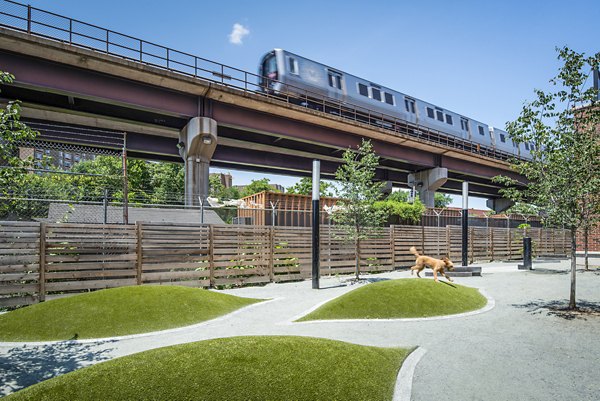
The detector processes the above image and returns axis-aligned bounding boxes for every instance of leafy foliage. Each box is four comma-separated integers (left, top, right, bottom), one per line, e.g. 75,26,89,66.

286,176,334,197
373,198,424,224
493,47,600,309
332,139,388,280
209,174,240,200
0,71,40,213
433,193,452,208
240,178,280,198
387,189,451,208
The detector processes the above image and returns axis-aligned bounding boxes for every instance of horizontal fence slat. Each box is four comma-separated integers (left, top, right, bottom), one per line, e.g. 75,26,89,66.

0,222,570,307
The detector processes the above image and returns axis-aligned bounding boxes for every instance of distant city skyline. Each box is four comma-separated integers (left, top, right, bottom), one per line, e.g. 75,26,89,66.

22,0,600,209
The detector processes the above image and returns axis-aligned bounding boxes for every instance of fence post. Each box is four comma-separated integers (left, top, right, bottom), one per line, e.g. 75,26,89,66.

269,226,275,282
103,188,108,224
421,223,425,254
209,225,215,288
390,225,396,268
38,222,46,302
508,229,512,260
490,228,495,261
136,222,142,285
469,226,474,264
445,225,450,258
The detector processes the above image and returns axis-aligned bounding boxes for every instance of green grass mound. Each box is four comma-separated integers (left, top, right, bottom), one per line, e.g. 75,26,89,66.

5,336,410,401
299,278,487,321
0,286,263,341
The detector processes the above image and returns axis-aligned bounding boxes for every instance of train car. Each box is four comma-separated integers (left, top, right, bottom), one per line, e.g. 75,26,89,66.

489,127,534,159
259,49,529,159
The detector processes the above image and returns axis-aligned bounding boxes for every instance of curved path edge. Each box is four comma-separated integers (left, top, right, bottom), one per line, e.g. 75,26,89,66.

0,297,281,346
287,289,495,324
393,347,427,401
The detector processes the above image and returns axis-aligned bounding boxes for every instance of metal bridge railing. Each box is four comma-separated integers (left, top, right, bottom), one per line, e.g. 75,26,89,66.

0,0,520,163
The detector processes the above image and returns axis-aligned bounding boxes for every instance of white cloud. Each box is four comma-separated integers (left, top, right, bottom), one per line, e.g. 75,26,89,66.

228,23,250,45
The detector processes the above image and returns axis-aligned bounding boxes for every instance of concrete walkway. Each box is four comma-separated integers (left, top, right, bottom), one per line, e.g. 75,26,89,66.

2,259,600,400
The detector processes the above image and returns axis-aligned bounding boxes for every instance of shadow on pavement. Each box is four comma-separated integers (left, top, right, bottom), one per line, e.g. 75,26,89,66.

529,268,569,275
512,299,600,320
0,340,115,396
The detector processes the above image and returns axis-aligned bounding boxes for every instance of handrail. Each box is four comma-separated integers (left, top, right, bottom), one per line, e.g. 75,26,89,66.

0,0,519,162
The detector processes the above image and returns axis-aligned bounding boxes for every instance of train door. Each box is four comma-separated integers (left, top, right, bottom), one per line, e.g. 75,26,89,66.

460,117,470,140
327,69,345,101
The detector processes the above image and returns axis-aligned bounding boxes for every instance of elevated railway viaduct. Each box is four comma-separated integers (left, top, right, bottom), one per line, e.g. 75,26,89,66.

0,19,520,209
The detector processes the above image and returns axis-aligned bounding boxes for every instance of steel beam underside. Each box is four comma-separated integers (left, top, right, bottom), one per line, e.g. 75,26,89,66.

0,50,513,197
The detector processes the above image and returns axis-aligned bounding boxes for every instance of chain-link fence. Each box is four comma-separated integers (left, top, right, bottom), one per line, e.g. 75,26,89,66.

1,121,543,227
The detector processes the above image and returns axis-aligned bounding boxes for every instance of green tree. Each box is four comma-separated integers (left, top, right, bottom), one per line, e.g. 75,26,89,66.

208,174,240,201
287,177,334,197
209,174,225,198
241,178,280,198
494,48,600,309
332,139,388,281
434,193,452,208
387,190,409,202
0,71,40,218
373,198,425,225
387,190,451,208
149,162,185,204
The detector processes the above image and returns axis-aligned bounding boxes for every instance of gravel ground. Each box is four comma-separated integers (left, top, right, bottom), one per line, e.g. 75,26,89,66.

2,258,600,400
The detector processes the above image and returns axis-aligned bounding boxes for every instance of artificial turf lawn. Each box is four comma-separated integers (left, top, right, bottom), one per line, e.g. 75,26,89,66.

4,336,411,401
298,278,487,321
0,285,263,341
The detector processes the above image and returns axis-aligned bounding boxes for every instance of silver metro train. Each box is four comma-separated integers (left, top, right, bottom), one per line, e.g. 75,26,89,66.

259,49,533,159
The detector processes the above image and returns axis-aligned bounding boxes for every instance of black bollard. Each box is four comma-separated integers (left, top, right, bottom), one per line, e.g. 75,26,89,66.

520,237,532,270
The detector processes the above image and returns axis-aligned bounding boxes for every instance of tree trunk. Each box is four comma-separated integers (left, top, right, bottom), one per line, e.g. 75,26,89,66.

584,225,589,271
569,229,577,310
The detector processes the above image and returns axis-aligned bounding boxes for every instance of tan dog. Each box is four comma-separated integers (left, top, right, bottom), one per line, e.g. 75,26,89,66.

409,246,455,282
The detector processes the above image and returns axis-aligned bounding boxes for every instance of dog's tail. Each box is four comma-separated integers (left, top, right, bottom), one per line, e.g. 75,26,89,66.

409,246,421,257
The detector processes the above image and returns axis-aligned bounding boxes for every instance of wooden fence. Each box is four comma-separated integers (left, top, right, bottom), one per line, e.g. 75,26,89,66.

0,222,570,307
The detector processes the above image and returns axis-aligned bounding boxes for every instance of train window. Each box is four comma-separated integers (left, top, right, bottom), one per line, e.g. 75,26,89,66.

499,133,506,143
405,98,416,113
445,115,453,125
460,117,469,132
478,126,485,136
384,92,394,105
427,107,434,118
288,57,299,75
371,87,382,101
435,108,444,122
525,142,530,150
328,71,342,89
358,83,368,96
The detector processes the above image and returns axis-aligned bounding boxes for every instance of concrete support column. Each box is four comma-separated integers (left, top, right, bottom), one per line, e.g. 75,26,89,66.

407,167,448,208
178,117,218,206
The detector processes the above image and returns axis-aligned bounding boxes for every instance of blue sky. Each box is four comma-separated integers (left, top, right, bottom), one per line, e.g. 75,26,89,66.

24,0,600,208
